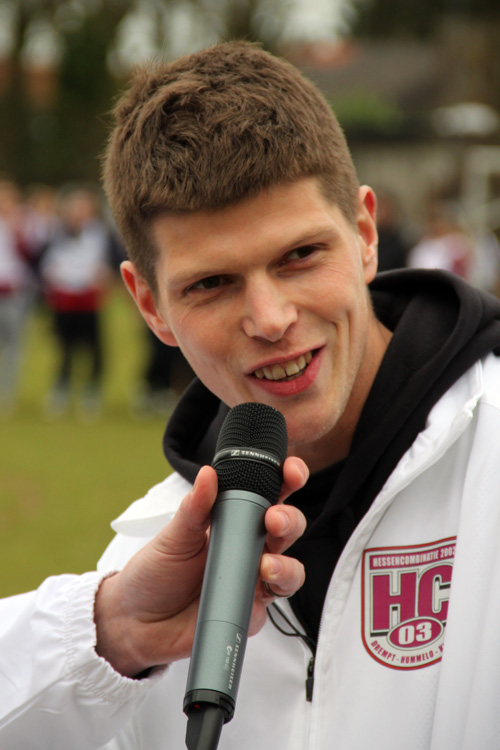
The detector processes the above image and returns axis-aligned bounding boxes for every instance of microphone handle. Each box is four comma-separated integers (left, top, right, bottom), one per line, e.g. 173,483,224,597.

184,489,271,722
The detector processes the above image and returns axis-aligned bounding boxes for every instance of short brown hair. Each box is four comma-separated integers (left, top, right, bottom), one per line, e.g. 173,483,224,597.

103,41,359,293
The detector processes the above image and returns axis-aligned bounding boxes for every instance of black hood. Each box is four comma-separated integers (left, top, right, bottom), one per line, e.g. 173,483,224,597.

163,377,228,485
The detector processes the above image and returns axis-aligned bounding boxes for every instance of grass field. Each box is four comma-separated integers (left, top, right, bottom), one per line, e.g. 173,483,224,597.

0,287,179,597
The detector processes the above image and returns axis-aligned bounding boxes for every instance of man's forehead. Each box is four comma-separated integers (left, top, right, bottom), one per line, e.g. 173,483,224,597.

151,178,346,249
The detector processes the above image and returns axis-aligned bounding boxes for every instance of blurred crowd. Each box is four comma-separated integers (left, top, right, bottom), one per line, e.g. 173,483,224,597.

1,177,499,421
376,188,500,291
0,177,184,420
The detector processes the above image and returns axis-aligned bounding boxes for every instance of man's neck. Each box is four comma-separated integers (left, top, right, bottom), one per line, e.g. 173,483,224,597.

294,321,393,473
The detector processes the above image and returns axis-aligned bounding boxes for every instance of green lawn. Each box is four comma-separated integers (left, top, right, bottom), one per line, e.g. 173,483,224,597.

0,287,177,597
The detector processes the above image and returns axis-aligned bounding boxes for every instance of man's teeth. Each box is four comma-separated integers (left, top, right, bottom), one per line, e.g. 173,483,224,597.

254,351,313,381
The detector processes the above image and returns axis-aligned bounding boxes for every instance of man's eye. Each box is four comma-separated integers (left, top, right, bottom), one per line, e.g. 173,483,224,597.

285,245,317,262
191,275,224,291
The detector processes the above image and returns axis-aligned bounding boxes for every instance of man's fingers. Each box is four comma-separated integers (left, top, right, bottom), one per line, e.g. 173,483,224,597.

265,503,307,555
260,552,305,599
155,465,218,556
181,465,219,529
279,456,309,503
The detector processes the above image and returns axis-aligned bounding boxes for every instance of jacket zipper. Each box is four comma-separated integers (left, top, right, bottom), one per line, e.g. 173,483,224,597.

268,602,317,702
305,655,315,702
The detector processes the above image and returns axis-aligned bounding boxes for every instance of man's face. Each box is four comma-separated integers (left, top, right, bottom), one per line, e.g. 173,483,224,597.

123,178,391,471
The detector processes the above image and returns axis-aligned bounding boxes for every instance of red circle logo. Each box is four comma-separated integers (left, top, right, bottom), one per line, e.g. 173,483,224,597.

387,617,444,650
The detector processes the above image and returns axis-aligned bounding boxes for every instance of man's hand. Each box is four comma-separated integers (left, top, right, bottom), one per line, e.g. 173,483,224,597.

94,458,308,677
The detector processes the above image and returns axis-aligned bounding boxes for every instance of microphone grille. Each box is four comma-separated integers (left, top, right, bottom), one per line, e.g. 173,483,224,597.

214,402,287,503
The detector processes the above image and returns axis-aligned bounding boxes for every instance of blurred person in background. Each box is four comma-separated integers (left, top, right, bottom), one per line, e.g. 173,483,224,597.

407,198,476,281
131,325,180,417
22,184,61,284
104,221,184,419
374,188,412,272
472,230,500,295
40,185,113,419
0,178,35,416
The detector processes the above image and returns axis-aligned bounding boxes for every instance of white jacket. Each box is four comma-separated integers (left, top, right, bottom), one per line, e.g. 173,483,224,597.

1,353,500,749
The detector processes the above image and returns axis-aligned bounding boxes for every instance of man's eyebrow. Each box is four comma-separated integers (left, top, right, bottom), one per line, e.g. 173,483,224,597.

285,224,339,248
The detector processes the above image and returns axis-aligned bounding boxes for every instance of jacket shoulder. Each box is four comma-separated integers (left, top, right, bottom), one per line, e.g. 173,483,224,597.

97,472,192,572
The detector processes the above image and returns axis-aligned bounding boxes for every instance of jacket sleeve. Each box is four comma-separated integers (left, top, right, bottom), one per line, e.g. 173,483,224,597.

0,571,163,750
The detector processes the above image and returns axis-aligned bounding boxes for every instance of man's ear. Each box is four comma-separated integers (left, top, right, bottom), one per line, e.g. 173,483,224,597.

120,261,178,347
357,185,379,283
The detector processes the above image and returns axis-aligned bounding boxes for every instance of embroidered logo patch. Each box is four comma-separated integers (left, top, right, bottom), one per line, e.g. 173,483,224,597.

361,538,456,670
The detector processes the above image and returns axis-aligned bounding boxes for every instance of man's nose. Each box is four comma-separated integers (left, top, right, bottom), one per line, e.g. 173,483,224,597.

241,279,298,342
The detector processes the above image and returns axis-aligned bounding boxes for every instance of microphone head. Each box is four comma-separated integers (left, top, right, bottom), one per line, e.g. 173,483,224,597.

213,402,287,504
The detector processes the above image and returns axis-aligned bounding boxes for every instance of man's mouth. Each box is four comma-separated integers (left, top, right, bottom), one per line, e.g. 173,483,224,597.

253,351,313,382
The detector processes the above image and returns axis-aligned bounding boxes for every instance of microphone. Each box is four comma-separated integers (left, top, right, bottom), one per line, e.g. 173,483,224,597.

184,402,288,750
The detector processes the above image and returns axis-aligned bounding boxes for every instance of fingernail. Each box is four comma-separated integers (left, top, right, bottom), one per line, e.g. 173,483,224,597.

268,558,282,578
277,510,290,532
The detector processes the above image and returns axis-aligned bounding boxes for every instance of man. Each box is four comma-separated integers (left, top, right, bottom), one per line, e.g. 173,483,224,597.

2,41,500,749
